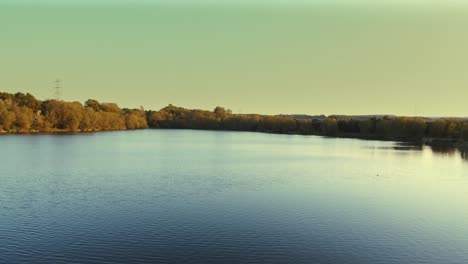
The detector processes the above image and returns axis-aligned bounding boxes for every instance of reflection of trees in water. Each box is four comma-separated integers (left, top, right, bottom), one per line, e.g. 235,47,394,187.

430,145,457,155
393,142,423,151
374,143,423,151
373,143,468,161
461,150,468,161
430,145,468,161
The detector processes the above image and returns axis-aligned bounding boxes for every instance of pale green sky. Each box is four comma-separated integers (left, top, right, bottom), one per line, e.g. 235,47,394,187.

1,1,467,116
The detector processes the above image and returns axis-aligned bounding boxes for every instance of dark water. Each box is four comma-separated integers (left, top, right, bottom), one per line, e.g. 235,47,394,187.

1,130,467,264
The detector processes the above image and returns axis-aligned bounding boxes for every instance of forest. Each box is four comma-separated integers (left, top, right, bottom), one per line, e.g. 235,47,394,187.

1,92,468,145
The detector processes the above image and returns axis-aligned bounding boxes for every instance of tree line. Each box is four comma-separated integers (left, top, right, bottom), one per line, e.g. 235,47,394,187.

1,92,467,143
0,92,147,132
146,105,468,142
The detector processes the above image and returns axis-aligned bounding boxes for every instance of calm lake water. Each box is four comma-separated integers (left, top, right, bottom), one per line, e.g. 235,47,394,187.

1,130,468,264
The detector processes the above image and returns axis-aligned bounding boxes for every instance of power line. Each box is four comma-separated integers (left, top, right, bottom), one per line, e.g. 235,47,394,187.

54,79,62,100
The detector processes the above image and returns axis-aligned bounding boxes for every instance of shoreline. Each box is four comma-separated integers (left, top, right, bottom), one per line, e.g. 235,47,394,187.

0,128,141,136
2,127,467,152
2,92,467,151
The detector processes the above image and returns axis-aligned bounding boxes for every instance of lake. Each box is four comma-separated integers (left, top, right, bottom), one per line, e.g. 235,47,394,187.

1,130,467,263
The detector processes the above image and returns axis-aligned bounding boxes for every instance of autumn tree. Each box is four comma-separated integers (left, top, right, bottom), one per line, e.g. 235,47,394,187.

14,105,34,131
0,99,15,131
214,106,230,120
321,117,338,136
124,109,148,129
85,99,101,112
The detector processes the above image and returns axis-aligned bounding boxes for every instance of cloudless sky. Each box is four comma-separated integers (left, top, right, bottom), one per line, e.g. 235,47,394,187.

1,0,468,116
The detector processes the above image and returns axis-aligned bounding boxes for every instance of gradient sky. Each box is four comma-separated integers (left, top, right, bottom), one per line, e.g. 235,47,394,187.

1,1,468,116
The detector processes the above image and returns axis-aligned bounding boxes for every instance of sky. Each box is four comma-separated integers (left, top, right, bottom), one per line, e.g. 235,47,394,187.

1,0,468,116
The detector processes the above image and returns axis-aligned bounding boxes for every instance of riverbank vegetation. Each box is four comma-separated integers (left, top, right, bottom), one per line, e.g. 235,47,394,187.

146,105,468,145
1,92,467,148
0,92,147,132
